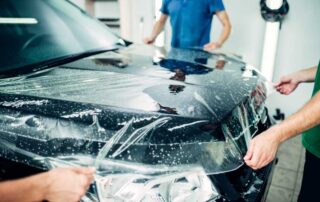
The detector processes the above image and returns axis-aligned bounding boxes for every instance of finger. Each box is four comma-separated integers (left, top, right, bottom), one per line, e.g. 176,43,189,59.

256,153,267,169
77,186,88,198
86,175,94,185
276,85,286,91
72,167,95,175
275,79,287,86
283,88,292,95
273,82,281,87
249,148,261,168
245,159,257,169
258,158,271,169
204,44,212,49
244,141,254,161
245,160,253,168
262,159,271,168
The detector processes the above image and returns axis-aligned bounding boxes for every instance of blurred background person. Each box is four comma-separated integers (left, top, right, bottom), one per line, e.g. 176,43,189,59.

144,0,231,51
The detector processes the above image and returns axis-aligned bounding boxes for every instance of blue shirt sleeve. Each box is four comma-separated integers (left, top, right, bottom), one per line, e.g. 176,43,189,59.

160,0,170,15
208,0,225,14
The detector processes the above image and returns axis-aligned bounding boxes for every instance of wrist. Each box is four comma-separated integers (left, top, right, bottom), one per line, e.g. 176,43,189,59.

216,41,223,47
295,70,308,83
41,171,53,201
150,35,156,42
23,172,50,201
271,123,292,144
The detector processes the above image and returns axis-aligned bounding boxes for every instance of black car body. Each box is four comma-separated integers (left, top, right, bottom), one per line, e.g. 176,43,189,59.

0,1,275,201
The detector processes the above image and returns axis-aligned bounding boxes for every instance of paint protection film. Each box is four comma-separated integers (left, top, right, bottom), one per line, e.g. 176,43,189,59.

0,49,274,201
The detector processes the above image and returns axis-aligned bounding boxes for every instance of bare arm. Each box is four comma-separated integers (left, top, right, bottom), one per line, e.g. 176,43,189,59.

0,167,94,202
244,91,320,169
144,14,168,44
274,66,317,94
0,173,46,202
204,11,231,50
245,65,318,169
274,91,320,142
296,66,318,83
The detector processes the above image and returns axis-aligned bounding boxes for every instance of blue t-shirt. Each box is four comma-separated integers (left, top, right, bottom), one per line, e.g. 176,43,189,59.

161,0,225,49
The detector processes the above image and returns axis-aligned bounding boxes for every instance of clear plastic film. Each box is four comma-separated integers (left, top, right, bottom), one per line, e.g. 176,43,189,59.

0,46,275,201
0,107,245,174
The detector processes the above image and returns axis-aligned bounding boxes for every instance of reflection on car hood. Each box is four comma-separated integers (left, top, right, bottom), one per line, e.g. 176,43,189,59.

0,45,262,122
0,45,271,175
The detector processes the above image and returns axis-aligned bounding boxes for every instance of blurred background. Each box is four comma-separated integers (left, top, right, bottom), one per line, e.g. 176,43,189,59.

70,0,320,118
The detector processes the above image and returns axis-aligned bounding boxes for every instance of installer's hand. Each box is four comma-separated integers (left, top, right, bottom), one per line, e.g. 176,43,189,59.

244,127,281,170
43,167,95,202
203,42,222,51
274,72,301,95
143,37,155,44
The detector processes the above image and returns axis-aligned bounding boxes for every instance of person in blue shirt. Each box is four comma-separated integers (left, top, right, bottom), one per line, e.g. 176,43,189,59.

144,0,231,51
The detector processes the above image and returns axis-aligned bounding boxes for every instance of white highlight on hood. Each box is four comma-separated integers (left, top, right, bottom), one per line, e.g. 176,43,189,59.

168,120,208,132
193,92,218,119
0,100,49,108
0,17,38,24
62,109,102,119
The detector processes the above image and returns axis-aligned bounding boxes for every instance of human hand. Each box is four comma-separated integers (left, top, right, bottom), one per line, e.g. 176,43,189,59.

244,127,281,170
203,42,222,51
143,37,155,44
43,167,95,202
274,73,301,95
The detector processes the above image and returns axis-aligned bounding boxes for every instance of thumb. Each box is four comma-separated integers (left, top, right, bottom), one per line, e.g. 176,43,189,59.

244,141,254,161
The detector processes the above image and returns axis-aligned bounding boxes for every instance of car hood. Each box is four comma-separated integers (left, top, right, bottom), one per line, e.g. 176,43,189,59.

0,45,263,121
0,45,271,175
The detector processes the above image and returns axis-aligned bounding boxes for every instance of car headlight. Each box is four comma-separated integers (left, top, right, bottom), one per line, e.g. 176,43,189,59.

94,164,219,202
37,155,220,202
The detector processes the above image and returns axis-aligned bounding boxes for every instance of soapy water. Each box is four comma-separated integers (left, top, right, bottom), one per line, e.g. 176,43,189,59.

0,46,277,202
0,93,271,202
193,92,218,120
0,107,245,174
0,85,268,174
95,117,171,169
0,66,275,202
0,100,49,108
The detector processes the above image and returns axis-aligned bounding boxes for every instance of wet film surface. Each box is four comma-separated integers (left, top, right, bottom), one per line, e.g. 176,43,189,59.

0,46,273,201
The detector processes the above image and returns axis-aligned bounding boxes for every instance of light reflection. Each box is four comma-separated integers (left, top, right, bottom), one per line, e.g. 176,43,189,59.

0,17,38,24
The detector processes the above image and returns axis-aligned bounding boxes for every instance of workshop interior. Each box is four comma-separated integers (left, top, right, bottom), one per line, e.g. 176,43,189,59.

0,0,319,201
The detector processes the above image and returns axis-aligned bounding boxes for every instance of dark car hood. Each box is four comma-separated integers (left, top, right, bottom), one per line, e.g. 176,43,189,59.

0,45,271,174
0,45,263,122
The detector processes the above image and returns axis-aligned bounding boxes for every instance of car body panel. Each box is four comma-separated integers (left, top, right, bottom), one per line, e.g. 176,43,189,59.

0,1,275,201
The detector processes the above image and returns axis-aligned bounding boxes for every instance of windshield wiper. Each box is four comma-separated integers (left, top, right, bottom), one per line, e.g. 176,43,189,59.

0,47,118,79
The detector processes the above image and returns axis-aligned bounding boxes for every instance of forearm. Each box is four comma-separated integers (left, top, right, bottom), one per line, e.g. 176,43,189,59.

149,20,165,41
216,23,231,46
0,173,47,202
275,91,320,143
296,66,317,83
215,11,231,47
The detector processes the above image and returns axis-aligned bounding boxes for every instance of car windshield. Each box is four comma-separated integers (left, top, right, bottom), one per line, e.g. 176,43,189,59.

0,0,121,74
